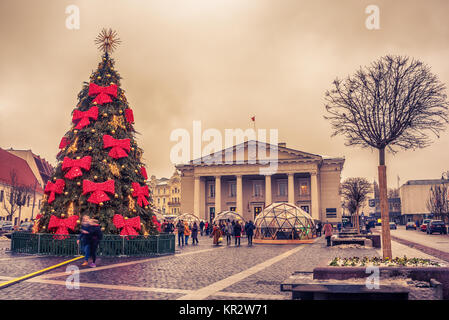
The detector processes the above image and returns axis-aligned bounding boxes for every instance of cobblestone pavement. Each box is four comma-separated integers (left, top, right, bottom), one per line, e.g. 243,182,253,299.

0,235,384,300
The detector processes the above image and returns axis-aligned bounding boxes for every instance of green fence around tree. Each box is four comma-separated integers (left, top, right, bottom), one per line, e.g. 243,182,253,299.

10,232,175,257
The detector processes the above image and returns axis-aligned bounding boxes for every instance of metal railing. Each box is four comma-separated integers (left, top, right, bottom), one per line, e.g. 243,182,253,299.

10,232,175,257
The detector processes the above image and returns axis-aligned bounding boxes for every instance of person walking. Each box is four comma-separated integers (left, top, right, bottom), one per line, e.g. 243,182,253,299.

205,221,209,236
184,221,191,245
323,221,333,247
191,222,199,245
77,216,91,266
245,220,255,246
225,221,233,246
200,220,205,236
211,223,222,246
233,221,242,247
316,222,322,237
87,218,103,268
176,219,185,247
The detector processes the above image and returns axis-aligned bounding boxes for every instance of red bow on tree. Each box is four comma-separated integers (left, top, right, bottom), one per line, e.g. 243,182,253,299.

48,215,79,235
72,106,99,130
44,179,65,204
152,215,161,232
59,137,70,149
82,179,115,204
88,83,118,105
131,182,149,207
140,167,148,180
62,156,92,180
103,135,130,159
113,214,141,236
125,108,134,124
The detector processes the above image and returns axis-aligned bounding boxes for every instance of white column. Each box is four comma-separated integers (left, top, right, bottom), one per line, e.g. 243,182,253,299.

310,172,319,220
194,176,200,218
265,175,272,207
236,175,243,215
215,175,221,214
288,173,295,205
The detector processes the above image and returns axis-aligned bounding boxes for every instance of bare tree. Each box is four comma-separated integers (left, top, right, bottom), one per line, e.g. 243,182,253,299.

2,170,31,225
388,188,400,198
340,178,372,233
325,55,449,258
426,184,449,223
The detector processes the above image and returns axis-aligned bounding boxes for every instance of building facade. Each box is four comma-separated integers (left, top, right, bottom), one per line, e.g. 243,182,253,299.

149,171,181,216
176,141,345,223
0,148,47,225
400,179,449,223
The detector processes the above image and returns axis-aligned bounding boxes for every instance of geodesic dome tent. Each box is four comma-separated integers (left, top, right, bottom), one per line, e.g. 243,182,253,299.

174,213,200,224
254,202,316,243
213,211,246,224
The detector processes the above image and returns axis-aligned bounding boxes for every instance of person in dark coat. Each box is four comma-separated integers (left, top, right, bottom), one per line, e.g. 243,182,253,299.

191,222,199,245
77,215,91,267
233,221,242,246
199,220,205,236
87,219,103,268
245,220,255,246
176,219,185,247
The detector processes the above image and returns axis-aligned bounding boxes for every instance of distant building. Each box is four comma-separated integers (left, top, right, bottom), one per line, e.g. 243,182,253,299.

368,197,402,224
149,171,181,215
0,148,46,225
400,179,449,223
6,148,54,187
176,140,344,223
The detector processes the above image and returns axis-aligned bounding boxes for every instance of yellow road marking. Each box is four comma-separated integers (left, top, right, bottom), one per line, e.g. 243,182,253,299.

0,256,84,289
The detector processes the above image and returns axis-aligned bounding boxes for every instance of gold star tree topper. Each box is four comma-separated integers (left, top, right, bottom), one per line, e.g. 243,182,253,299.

95,28,121,54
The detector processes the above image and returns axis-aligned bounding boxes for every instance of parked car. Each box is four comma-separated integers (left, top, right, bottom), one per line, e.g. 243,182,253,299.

420,219,432,232
427,220,447,235
18,221,34,232
406,222,416,230
0,221,13,232
389,222,397,230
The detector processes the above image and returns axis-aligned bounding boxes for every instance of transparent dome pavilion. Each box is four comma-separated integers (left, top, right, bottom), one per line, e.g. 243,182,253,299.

254,202,317,243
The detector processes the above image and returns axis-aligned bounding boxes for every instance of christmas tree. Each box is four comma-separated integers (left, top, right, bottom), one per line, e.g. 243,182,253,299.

36,29,160,236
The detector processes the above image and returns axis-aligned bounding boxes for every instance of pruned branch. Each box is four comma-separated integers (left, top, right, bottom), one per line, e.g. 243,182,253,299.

324,55,449,153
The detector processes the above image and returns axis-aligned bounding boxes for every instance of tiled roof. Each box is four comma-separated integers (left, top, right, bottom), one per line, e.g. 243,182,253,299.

0,148,44,193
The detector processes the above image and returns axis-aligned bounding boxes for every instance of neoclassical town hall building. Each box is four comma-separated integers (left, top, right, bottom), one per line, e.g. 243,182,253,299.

176,141,344,224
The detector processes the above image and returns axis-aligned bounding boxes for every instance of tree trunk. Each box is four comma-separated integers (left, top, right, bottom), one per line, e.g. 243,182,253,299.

378,148,392,258
355,206,360,234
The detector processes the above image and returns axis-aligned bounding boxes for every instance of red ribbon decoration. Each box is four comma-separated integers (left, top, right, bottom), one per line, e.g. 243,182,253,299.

88,83,118,105
59,137,70,149
103,135,131,159
44,179,65,204
62,156,92,180
72,106,98,130
131,182,149,207
113,214,141,236
125,108,134,124
152,215,161,232
140,167,148,180
82,179,115,204
48,215,79,236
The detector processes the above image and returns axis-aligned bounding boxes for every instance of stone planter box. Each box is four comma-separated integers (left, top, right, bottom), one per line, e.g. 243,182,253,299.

314,266,449,299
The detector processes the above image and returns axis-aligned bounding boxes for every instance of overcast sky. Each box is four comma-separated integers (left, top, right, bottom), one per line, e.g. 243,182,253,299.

1,0,449,187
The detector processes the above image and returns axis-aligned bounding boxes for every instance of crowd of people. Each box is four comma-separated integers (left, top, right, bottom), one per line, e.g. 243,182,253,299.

160,218,256,247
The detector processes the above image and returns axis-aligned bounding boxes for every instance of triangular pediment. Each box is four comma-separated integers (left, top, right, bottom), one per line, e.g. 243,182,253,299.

188,140,322,166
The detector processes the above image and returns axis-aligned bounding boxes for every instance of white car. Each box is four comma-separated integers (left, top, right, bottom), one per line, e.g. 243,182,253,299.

0,221,13,232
